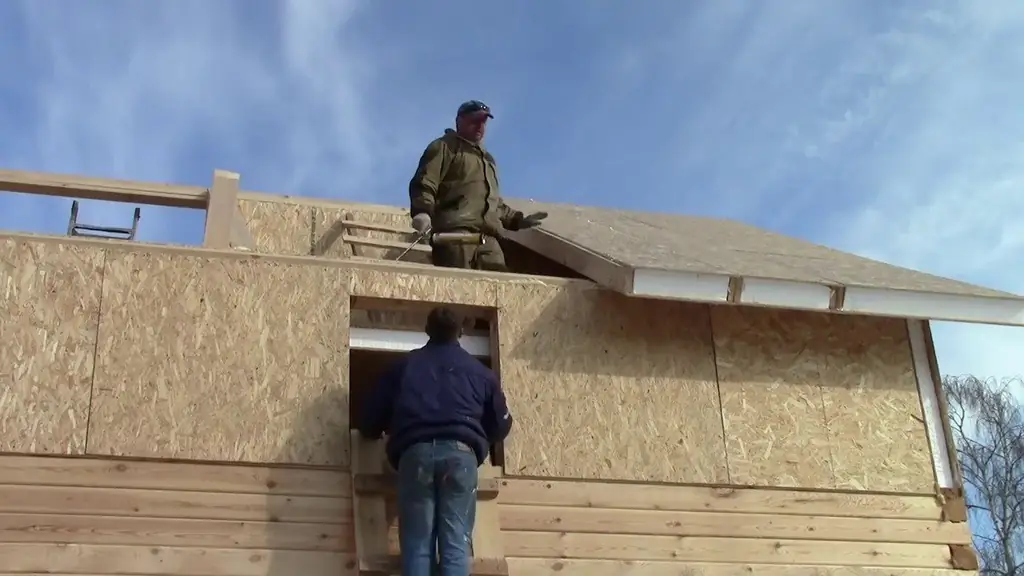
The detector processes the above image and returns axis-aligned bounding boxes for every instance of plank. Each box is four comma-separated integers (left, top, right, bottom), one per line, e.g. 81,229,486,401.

203,169,239,249
503,531,953,568
341,220,415,236
499,504,972,545
0,168,208,208
343,234,430,253
350,433,390,565
354,473,500,499
0,455,349,496
361,555,507,575
0,484,350,524
0,513,351,552
498,479,942,520
506,558,966,576
472,465,507,564
0,543,354,576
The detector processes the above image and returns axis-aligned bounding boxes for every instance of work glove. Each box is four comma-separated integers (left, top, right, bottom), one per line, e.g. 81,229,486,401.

509,211,548,231
411,213,432,234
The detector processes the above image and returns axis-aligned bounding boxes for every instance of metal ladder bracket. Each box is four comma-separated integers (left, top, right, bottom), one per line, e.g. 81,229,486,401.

66,200,141,240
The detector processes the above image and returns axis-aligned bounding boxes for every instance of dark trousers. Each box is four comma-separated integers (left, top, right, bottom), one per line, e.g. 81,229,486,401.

397,439,479,576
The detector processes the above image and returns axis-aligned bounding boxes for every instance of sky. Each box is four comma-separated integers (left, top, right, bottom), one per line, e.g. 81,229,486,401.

0,0,1022,382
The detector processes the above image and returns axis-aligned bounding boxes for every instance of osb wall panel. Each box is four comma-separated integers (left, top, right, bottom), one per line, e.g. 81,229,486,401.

497,279,727,483
238,199,312,256
711,306,933,492
350,267,499,307
0,239,103,454
87,251,351,466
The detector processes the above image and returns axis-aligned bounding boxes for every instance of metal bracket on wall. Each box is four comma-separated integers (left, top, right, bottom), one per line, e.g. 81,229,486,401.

66,200,141,241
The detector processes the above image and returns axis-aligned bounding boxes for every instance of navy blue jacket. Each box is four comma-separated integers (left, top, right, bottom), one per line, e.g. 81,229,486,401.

358,339,513,469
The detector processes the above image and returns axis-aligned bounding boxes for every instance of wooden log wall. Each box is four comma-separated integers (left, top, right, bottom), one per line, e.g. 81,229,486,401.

0,454,973,575
2,232,936,491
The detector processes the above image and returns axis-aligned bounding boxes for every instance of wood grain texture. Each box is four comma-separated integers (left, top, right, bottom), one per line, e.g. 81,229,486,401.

0,238,103,454
711,306,933,491
87,251,350,465
0,455,973,575
498,280,727,483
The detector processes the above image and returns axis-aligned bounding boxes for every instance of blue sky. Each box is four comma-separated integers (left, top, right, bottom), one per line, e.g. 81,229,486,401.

1,0,1022,382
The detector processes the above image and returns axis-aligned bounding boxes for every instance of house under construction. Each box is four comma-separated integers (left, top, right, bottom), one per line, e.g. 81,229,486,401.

3,167,1022,575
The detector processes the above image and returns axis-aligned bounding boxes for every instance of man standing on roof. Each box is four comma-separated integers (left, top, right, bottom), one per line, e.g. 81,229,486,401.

358,306,514,576
408,100,548,272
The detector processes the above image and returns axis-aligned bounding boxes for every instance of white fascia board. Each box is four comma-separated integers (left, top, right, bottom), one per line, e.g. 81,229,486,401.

630,268,731,302
843,286,1024,326
629,267,1024,326
349,327,491,357
907,319,955,489
740,277,833,310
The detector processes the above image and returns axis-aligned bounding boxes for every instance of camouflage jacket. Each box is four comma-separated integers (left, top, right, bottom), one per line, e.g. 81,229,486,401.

408,129,521,236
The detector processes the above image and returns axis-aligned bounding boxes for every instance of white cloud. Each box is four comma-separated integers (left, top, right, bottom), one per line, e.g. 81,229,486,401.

818,2,1024,379
0,0,411,243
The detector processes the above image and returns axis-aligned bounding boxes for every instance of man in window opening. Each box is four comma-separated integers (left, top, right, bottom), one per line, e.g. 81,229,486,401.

408,100,548,272
358,306,514,576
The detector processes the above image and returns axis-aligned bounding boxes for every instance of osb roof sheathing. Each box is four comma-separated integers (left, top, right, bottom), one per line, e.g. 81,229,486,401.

510,198,1018,299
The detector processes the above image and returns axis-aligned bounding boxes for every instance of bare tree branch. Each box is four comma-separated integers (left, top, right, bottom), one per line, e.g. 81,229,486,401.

944,375,1024,575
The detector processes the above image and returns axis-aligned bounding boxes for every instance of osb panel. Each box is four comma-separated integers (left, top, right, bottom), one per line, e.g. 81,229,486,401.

497,280,727,483
711,307,834,487
88,251,350,466
350,268,498,308
0,239,102,454
711,306,932,491
313,207,425,263
238,199,312,256
819,316,933,492
350,309,427,331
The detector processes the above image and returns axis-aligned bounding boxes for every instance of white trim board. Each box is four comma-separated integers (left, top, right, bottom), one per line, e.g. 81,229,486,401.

629,267,1024,327
907,319,955,489
349,327,491,357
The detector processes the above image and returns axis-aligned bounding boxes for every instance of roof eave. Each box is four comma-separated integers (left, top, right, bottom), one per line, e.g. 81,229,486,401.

509,228,1024,327
628,267,1024,327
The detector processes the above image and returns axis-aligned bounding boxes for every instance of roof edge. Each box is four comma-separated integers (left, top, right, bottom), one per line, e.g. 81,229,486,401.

506,228,633,292
628,267,1024,327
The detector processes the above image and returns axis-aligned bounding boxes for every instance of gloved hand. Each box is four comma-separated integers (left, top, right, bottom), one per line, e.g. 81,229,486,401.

509,211,548,231
411,213,432,233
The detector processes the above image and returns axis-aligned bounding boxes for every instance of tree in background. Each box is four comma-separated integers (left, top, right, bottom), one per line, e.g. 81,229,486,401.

944,375,1024,575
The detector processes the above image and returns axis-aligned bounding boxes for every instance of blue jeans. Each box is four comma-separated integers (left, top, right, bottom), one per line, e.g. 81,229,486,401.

396,439,479,576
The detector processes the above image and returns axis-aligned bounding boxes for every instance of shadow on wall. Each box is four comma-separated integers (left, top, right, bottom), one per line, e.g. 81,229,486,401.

265,382,353,576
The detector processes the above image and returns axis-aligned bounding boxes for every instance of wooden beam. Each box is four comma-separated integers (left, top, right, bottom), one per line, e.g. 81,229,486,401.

353,472,500,499
344,234,430,253
0,168,208,208
360,556,508,576
350,432,390,574
342,220,416,236
202,170,240,249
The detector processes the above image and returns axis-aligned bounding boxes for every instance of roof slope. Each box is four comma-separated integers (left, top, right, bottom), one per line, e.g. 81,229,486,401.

512,199,1014,298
